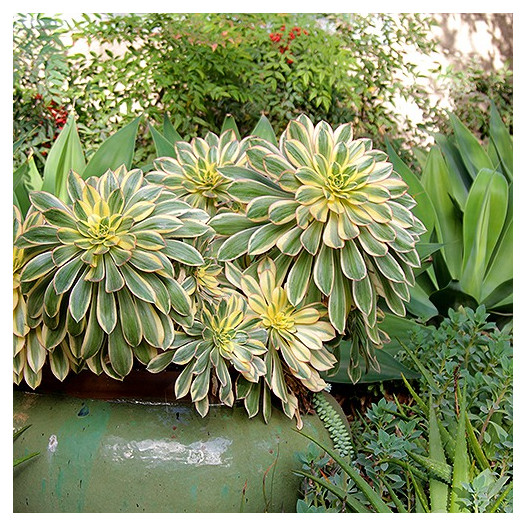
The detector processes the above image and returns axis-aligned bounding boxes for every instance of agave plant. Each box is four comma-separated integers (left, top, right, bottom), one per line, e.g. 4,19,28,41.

147,294,267,417
387,104,512,324
15,166,211,382
147,129,247,216
210,115,424,380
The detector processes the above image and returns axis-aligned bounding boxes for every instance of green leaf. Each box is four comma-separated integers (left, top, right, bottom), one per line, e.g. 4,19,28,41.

53,255,84,294
83,117,141,178
449,112,493,180
116,287,143,346
216,226,259,261
163,240,205,266
489,102,513,181
429,399,449,513
328,267,347,334
460,169,508,301
134,300,165,348
407,280,439,321
421,147,463,279
21,252,55,282
433,133,471,211
162,114,183,143
251,114,278,146
96,284,117,334
220,114,241,140
386,140,437,242
119,263,157,303
296,431,392,513
481,218,512,304
208,213,257,235
313,243,334,296
449,388,470,513
42,113,86,202
69,269,92,322
108,321,134,377
285,251,313,306
150,124,176,158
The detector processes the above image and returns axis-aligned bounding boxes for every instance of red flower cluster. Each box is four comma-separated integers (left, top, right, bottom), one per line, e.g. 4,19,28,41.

33,95,69,155
47,100,68,128
269,24,308,64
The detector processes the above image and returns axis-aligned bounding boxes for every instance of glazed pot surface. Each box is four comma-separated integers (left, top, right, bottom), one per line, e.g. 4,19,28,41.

13,390,331,512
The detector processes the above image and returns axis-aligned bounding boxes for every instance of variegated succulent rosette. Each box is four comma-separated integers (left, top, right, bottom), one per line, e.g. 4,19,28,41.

13,206,50,388
210,115,425,380
147,129,248,216
14,166,211,385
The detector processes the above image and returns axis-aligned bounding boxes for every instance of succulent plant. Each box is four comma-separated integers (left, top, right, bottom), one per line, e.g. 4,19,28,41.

147,130,247,216
13,206,49,388
229,258,336,427
148,294,267,417
212,115,425,350
15,166,211,381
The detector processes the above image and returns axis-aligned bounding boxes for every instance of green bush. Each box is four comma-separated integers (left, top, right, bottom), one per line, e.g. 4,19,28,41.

296,306,513,512
14,13,442,168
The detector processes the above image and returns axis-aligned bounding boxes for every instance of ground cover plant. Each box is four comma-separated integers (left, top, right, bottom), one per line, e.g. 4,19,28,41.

295,306,512,512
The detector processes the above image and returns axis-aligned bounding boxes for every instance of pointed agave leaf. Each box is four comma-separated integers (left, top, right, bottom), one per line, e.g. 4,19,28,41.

460,169,508,301
150,124,176,158
449,112,493,180
449,389,470,512
421,147,463,279
83,117,141,178
482,218,512,304
251,114,278,146
386,140,437,242
162,114,183,143
220,114,241,140
489,102,513,181
428,398,449,513
42,113,86,202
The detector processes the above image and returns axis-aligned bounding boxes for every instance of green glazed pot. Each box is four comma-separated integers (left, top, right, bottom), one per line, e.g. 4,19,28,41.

13,371,333,513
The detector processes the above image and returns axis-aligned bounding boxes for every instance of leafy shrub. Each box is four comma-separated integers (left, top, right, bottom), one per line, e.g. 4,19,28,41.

14,13,443,167
13,13,72,170
296,306,513,512
431,58,513,140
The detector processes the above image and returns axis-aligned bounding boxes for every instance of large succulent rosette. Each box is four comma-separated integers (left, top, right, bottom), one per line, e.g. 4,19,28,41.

211,115,425,347
15,166,211,381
